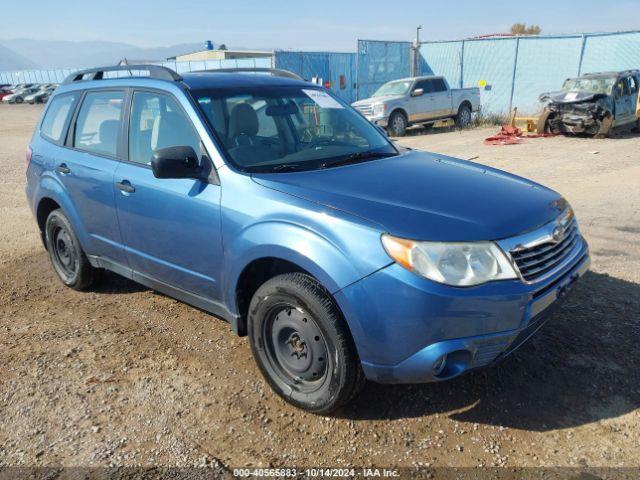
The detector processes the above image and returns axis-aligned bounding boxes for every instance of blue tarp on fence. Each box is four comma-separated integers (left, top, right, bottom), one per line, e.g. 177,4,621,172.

0,57,273,85
274,51,357,103
420,31,640,115
356,40,411,100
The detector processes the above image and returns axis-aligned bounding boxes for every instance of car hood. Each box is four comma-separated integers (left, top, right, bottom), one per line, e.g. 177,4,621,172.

251,150,565,242
539,90,609,104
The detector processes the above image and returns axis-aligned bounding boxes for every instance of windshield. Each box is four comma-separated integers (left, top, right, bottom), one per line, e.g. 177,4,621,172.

193,86,397,172
562,77,616,95
372,80,412,98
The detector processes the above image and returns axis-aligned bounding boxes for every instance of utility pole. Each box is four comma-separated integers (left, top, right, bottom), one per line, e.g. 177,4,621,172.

412,25,423,77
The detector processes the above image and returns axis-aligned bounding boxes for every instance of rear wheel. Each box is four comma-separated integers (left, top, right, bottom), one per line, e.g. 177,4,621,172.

387,111,408,137
45,209,101,290
15,96,24,104
455,104,472,128
248,273,363,413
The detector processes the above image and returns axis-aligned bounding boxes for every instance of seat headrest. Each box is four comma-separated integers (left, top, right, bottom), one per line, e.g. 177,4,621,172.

99,120,119,146
229,103,259,141
151,111,193,151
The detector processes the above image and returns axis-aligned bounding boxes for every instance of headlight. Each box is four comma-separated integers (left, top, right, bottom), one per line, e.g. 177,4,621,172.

372,103,387,116
381,234,518,287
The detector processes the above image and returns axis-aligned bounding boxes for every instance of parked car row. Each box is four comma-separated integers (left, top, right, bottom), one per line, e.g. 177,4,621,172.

0,83,59,104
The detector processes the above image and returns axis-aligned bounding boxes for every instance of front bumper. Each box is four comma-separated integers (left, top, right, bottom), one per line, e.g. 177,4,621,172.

334,237,590,384
369,116,389,128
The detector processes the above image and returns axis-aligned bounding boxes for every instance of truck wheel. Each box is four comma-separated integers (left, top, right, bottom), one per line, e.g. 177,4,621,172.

455,104,472,128
248,273,364,413
45,209,101,290
388,111,408,137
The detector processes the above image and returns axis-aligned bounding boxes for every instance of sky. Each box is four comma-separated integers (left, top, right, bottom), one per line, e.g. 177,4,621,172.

1,0,638,50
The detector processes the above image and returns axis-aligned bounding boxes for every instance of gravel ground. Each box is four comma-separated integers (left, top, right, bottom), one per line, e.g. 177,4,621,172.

1,105,639,474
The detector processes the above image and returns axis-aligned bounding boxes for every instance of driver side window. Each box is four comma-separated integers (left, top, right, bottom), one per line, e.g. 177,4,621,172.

129,91,201,165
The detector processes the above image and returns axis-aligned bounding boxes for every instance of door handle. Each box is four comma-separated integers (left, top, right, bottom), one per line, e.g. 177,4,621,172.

115,180,135,194
55,163,71,174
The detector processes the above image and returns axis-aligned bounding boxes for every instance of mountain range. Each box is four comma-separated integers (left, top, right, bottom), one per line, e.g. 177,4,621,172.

0,39,208,70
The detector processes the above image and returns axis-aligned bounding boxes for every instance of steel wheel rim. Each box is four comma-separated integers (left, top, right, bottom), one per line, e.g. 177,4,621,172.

393,115,405,133
263,304,330,393
51,225,78,278
459,108,471,126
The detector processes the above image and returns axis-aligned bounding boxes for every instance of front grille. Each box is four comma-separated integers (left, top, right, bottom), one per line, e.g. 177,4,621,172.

510,217,579,282
354,104,373,116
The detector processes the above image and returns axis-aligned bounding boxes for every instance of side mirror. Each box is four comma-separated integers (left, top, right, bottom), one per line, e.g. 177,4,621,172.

411,88,424,97
151,146,202,180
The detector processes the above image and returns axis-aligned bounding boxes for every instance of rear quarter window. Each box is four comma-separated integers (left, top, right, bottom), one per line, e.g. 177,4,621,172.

432,79,448,92
40,93,78,143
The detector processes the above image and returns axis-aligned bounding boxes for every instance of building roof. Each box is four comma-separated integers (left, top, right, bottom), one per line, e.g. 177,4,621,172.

168,49,272,60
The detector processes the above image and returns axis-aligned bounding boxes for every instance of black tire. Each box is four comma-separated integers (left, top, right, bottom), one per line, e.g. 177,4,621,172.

45,209,101,290
15,96,24,104
248,273,364,413
387,111,408,137
455,103,472,128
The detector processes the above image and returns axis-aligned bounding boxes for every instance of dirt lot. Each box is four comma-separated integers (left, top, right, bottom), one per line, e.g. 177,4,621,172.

1,105,639,473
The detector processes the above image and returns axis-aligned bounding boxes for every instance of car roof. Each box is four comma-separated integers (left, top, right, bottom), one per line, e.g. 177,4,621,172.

181,71,312,90
53,70,315,97
574,70,640,80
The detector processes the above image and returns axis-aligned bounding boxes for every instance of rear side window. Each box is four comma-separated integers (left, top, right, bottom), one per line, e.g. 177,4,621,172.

74,91,125,157
41,93,77,143
431,79,448,93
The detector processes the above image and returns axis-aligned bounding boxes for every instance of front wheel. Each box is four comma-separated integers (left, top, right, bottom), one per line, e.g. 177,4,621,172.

45,209,101,290
387,111,408,137
248,273,364,413
455,104,472,128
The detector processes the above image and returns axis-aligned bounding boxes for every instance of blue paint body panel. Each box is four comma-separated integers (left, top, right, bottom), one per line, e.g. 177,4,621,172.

26,71,590,384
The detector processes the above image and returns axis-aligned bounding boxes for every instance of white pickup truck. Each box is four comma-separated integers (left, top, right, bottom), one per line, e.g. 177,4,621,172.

352,76,481,136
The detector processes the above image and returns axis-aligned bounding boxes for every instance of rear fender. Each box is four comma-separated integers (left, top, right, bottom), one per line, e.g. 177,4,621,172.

36,173,90,250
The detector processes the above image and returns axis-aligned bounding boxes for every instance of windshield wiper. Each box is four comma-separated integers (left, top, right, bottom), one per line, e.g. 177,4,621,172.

321,151,397,169
271,163,306,172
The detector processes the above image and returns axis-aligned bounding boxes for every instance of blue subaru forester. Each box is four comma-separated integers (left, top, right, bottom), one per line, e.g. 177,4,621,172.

26,65,590,412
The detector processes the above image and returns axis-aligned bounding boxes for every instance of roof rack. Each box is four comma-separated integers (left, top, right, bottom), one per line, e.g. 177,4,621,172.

192,67,303,81
63,65,182,84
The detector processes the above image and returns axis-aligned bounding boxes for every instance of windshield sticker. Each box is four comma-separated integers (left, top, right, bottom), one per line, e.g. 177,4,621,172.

303,89,344,109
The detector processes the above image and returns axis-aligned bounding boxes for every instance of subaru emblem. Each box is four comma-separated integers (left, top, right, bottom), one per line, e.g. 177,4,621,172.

552,225,564,243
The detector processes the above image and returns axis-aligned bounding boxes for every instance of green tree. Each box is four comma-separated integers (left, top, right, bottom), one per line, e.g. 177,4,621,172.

510,23,542,35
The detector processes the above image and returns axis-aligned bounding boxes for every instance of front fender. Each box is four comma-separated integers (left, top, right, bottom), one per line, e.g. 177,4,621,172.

224,220,369,314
